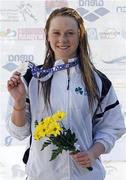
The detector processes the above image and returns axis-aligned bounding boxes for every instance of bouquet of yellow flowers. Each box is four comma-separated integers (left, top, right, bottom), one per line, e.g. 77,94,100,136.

33,111,92,171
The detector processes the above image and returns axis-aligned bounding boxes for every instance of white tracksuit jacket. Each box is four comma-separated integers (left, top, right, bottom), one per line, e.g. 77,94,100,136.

6,58,126,180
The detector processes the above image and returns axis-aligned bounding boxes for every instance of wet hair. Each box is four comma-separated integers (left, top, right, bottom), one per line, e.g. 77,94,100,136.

41,7,100,111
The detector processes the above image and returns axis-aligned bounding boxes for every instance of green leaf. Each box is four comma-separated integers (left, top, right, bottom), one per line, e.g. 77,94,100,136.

50,148,62,161
41,140,51,151
34,120,38,127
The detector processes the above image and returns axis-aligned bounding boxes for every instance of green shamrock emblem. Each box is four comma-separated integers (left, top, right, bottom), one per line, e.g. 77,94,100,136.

75,87,83,95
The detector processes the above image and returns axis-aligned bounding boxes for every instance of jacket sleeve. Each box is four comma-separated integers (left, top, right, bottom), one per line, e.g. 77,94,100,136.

6,80,31,141
93,84,126,153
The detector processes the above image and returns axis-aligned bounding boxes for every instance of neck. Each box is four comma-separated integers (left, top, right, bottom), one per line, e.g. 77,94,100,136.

55,56,78,64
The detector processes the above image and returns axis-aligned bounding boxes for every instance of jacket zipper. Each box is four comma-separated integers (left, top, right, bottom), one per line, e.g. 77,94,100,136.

66,68,71,178
67,68,70,90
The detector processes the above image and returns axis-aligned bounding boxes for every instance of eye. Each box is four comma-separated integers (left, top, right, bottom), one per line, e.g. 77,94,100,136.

53,32,60,35
68,32,74,35
66,31,75,36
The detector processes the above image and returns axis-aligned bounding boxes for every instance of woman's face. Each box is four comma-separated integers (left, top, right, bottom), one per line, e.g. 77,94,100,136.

47,16,80,62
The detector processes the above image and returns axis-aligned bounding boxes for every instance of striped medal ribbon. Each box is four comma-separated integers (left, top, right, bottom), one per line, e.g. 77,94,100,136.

28,58,79,81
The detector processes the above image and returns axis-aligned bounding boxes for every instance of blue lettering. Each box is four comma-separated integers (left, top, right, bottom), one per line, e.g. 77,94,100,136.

79,0,104,6
15,55,20,61
116,6,126,13
8,55,14,61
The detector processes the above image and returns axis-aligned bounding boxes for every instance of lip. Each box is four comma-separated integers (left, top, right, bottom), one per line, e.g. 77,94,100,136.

57,46,70,50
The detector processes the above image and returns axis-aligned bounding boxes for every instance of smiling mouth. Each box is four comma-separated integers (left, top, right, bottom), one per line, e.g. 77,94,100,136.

57,46,70,50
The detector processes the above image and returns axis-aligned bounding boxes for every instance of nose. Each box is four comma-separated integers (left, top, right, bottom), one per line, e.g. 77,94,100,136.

58,34,68,43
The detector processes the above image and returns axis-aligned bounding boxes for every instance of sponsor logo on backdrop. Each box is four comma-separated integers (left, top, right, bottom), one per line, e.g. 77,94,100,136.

18,28,44,40
0,1,38,22
2,63,18,72
0,28,44,40
77,0,110,22
87,28,98,40
116,6,126,13
0,29,17,39
99,28,120,39
2,54,34,72
87,28,120,40
45,0,68,14
8,54,34,62
0,8,19,22
102,56,126,64
79,0,104,6
17,1,37,21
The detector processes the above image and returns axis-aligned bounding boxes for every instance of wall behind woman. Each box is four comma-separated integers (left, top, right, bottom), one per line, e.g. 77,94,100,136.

0,0,126,179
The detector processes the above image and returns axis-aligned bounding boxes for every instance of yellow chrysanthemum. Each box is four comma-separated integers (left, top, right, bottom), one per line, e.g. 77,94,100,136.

33,111,66,141
42,117,52,126
47,122,63,137
33,123,47,140
52,111,66,121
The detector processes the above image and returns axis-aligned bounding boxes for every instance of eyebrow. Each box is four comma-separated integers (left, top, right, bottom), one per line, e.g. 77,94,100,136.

51,29,76,31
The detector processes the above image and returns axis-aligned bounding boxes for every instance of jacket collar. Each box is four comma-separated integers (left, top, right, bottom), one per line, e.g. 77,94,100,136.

54,57,78,66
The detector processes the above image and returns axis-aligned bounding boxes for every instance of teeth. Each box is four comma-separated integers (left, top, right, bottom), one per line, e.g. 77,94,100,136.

59,46,68,49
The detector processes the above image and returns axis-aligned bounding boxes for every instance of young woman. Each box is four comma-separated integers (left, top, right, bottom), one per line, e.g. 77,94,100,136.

6,7,125,180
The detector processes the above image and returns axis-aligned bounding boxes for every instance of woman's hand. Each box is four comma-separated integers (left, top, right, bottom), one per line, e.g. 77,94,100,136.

7,71,26,101
71,151,94,169
71,142,105,169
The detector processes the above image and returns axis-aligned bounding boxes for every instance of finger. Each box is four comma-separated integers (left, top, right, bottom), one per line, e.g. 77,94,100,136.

8,79,15,86
12,72,21,82
7,77,20,89
75,152,88,157
72,154,89,161
78,159,91,164
7,81,15,90
7,80,17,88
75,157,91,165
77,157,90,163
77,157,92,165
79,162,92,168
12,71,21,76
73,154,91,164
10,73,22,83
9,77,19,86
12,73,21,81
77,158,91,164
